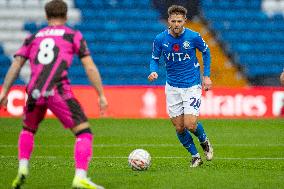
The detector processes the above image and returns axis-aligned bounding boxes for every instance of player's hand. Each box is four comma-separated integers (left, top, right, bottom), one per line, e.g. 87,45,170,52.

280,71,284,85
0,93,8,110
202,76,212,91
148,72,158,82
98,95,108,116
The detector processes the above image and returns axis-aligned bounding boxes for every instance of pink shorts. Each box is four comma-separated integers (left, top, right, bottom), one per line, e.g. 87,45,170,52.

23,88,87,131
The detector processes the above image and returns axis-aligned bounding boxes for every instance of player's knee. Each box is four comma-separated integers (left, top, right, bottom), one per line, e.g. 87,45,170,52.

71,122,90,134
175,125,185,134
184,122,197,132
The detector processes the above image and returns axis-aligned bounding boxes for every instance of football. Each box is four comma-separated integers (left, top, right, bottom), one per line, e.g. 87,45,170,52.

128,149,151,171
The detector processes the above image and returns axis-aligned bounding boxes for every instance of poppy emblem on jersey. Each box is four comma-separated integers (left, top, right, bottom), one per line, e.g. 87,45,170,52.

172,44,180,52
183,41,190,49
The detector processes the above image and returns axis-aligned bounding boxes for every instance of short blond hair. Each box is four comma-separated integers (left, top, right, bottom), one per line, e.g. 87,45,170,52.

168,5,187,17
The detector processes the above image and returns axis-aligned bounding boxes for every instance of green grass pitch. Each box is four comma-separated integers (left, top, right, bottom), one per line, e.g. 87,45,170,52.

0,118,284,189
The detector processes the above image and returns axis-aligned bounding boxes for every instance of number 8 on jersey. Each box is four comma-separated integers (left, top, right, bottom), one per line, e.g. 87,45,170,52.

37,38,55,65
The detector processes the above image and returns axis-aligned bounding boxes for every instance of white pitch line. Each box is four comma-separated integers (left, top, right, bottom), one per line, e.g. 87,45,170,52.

0,155,283,160
0,144,284,148
214,157,284,160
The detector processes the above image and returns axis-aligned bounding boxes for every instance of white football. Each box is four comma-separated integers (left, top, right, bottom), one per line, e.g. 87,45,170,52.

128,149,151,171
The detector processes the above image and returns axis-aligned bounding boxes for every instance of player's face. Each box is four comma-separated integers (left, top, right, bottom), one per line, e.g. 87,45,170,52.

168,14,186,35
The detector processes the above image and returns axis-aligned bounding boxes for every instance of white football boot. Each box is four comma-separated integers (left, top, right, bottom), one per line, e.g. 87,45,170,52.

200,139,214,161
190,156,203,168
72,176,105,189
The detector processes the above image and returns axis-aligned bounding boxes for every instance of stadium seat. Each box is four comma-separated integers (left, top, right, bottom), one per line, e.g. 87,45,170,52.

0,0,7,7
23,22,38,33
0,0,166,86
70,0,166,85
8,0,24,8
202,0,284,85
0,0,81,85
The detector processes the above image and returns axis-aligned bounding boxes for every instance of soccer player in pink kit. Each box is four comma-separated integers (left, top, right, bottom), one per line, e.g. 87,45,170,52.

0,0,107,189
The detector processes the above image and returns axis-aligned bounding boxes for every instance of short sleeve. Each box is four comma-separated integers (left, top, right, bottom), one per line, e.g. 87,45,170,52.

73,31,90,58
14,34,35,59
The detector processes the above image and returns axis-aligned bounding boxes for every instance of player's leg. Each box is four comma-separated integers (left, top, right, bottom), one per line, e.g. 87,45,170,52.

70,123,104,189
165,83,201,167
47,94,104,189
195,122,213,161
11,128,34,189
184,117,213,161
183,115,207,142
183,85,213,161
184,117,211,152
12,98,47,189
171,115,201,165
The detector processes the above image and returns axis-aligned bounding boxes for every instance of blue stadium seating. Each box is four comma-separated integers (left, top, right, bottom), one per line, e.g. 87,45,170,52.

0,46,8,83
0,46,4,55
16,0,166,86
23,21,38,33
0,46,24,84
71,0,166,85
202,0,284,85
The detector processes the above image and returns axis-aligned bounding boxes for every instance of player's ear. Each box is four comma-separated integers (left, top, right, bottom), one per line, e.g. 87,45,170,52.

167,17,171,28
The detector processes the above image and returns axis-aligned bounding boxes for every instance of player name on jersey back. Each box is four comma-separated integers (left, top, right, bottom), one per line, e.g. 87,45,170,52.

35,29,65,37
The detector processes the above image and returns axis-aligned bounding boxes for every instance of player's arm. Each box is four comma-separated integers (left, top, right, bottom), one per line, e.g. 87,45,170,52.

148,36,162,82
81,56,108,113
0,56,26,109
74,31,108,114
195,34,212,91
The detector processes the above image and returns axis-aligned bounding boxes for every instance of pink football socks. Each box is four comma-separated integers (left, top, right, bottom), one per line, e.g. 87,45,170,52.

74,133,93,170
18,130,34,160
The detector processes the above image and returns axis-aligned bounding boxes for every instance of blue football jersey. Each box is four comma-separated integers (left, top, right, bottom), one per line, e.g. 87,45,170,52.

150,28,211,88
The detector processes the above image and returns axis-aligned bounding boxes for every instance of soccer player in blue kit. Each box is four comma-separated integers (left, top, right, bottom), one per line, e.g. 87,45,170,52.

148,5,213,167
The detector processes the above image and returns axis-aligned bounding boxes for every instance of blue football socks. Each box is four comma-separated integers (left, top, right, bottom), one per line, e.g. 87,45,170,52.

193,122,207,143
177,129,198,156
